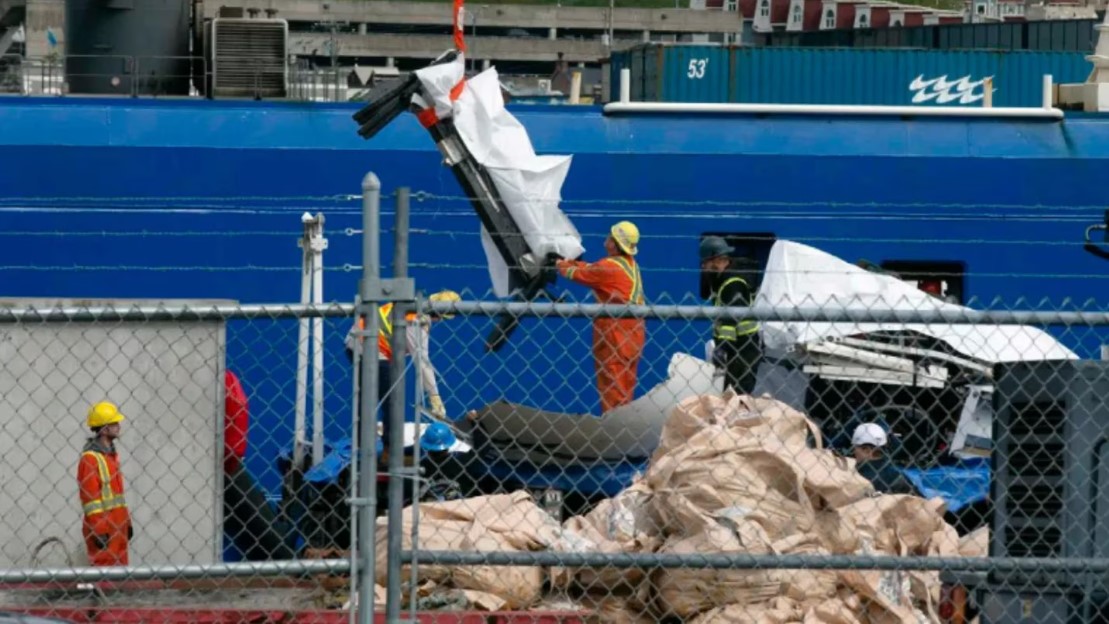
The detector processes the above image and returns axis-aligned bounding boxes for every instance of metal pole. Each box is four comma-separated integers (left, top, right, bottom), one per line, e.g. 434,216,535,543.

0,559,350,584
385,187,411,622
346,303,362,624
409,290,424,618
357,172,382,624
608,0,615,50
294,215,312,471
311,214,328,466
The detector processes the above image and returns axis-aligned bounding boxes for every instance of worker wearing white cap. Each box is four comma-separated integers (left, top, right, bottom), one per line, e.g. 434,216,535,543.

851,423,915,495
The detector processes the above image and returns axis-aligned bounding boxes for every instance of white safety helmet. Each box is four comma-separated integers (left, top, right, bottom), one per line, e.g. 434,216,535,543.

852,423,888,448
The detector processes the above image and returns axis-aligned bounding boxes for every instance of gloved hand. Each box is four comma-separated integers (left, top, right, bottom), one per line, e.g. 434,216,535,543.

543,252,565,284
428,395,446,418
128,525,134,540
93,534,109,550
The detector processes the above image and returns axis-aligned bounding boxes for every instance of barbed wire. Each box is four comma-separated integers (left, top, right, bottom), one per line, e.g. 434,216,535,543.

402,206,1099,224
0,230,299,238
0,228,1087,250
0,194,363,204
403,262,1109,280
1,192,1103,217
408,229,1098,247
0,205,367,216
409,191,1109,214
0,264,315,272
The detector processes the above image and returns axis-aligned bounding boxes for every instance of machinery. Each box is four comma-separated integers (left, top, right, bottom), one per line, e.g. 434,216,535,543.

351,50,577,351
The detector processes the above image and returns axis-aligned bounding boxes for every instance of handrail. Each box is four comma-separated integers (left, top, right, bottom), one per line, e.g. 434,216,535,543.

603,101,1066,119
606,67,1065,120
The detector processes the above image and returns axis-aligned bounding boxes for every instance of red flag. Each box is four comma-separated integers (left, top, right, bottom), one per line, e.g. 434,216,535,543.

453,0,467,52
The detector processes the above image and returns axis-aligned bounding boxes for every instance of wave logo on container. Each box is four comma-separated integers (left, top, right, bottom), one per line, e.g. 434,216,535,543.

908,74,995,105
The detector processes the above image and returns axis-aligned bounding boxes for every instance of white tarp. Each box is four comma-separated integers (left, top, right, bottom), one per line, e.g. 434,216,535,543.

754,240,1078,363
414,57,584,297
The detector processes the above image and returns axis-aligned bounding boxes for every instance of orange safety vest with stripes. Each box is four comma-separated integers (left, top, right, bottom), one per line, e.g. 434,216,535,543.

355,303,420,361
560,255,645,305
77,445,130,537
608,256,645,305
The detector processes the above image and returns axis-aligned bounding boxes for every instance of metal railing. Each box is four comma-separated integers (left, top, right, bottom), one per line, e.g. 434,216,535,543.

0,53,334,100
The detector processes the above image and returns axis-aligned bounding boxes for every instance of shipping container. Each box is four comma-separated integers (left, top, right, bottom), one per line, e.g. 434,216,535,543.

609,44,1093,107
732,48,1090,107
610,44,736,103
753,16,1100,52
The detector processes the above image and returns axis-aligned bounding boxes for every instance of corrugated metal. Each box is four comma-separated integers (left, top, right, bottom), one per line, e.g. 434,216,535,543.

650,44,734,103
755,17,1099,51
732,48,1090,107
612,43,735,103
617,44,1093,106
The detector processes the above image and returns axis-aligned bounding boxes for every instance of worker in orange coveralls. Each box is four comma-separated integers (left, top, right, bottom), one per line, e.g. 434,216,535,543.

553,221,646,413
77,401,133,566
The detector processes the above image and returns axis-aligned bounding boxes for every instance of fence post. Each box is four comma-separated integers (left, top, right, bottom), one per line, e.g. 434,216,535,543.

357,172,383,623
386,187,412,622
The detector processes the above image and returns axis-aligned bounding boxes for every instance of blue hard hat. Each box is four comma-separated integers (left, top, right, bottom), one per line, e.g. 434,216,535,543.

420,422,456,453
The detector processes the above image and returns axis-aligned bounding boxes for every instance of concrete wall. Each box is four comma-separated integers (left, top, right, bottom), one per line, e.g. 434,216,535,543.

0,299,228,569
290,31,640,63
217,0,741,64
205,0,743,33
22,0,62,58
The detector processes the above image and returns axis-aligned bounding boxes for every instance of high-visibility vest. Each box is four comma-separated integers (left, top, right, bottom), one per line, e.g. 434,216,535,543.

713,276,759,341
607,256,645,305
81,451,127,518
356,303,419,361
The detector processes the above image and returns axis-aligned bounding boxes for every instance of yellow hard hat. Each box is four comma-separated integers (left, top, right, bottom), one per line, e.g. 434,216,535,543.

87,401,125,429
428,290,461,319
610,221,639,256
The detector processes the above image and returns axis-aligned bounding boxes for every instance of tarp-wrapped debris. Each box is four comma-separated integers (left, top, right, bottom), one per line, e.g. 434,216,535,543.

386,388,976,621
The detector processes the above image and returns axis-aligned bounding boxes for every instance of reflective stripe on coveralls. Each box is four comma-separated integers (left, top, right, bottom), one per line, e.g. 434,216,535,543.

81,451,127,516
713,276,759,341
79,444,131,566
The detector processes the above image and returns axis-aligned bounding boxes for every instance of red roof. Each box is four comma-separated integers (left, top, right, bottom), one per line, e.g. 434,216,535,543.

937,14,962,23
739,0,757,19
771,0,791,23
803,0,824,30
835,2,857,28
869,6,891,28
904,10,925,25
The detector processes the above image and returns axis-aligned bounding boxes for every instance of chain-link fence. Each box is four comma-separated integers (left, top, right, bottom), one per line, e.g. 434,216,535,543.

2,175,1108,624
0,303,358,621
398,292,1109,624
358,181,1109,624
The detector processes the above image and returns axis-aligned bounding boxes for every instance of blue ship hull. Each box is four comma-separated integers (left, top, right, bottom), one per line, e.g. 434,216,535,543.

1,97,1106,503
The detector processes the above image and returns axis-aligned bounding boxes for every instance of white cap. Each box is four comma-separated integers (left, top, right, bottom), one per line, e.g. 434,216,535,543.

852,423,888,448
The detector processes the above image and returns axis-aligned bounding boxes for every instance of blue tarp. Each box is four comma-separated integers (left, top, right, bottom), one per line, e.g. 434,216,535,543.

478,455,649,499
285,436,991,511
902,458,990,513
277,437,384,486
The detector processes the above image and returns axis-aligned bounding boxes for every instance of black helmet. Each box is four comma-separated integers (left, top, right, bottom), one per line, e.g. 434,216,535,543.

700,236,734,261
